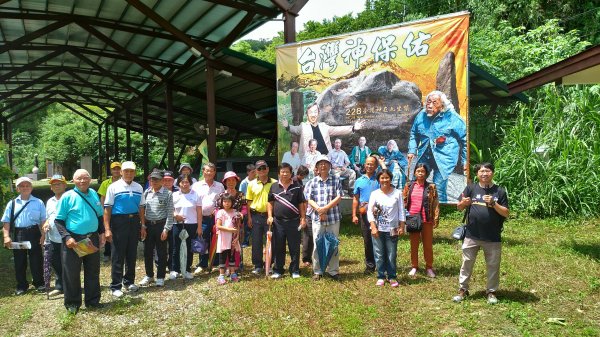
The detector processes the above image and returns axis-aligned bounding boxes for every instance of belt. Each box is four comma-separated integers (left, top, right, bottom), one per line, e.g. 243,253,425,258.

16,225,39,230
251,210,267,215
147,218,166,225
113,213,139,218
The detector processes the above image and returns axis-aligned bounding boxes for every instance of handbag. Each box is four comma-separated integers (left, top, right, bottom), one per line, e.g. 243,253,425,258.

452,206,470,240
405,204,424,233
191,237,207,254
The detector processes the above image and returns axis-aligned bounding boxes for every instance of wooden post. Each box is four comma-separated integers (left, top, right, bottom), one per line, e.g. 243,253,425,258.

206,66,217,163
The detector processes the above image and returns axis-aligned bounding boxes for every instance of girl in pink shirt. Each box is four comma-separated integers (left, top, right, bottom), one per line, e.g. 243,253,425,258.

215,194,242,284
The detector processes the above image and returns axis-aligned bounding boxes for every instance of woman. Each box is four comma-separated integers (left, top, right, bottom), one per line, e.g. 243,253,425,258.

170,174,202,280
367,169,406,287
403,163,440,278
215,171,247,271
377,140,408,190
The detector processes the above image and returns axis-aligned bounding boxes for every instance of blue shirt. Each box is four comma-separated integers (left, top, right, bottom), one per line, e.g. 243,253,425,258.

104,178,145,215
1,195,46,228
239,177,254,196
55,187,103,235
353,174,380,203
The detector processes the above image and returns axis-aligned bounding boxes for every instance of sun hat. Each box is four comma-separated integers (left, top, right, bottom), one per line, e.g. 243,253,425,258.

222,171,240,184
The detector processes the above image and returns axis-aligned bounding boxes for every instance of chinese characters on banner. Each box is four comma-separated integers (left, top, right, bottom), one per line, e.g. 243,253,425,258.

276,12,470,203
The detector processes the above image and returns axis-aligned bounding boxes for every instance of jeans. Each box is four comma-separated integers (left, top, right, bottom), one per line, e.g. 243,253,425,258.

199,216,216,268
372,231,398,280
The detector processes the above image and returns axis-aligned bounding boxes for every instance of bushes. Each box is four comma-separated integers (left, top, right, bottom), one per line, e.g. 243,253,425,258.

494,85,600,217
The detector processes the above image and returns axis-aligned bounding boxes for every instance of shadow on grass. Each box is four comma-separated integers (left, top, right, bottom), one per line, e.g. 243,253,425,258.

562,240,600,262
433,236,525,246
469,289,540,304
100,296,144,315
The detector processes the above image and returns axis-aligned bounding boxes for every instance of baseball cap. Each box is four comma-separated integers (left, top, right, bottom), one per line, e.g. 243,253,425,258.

110,161,121,169
49,174,67,184
15,177,33,187
179,163,193,173
163,171,175,180
315,155,331,166
149,171,164,179
222,171,240,184
255,160,268,168
121,161,136,171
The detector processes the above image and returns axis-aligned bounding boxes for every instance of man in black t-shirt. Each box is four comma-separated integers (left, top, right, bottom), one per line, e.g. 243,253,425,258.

453,162,509,305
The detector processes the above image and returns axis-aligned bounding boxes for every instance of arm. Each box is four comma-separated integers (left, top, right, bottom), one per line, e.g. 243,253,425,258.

397,192,406,235
407,116,420,159
287,123,302,136
366,194,378,237
327,124,354,137
2,223,10,248
351,194,360,224
103,206,112,242
196,206,203,236
267,201,274,225
299,202,307,228
139,206,147,240
430,185,440,228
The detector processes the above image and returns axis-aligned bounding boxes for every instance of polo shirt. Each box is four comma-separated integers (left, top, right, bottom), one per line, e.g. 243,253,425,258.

173,190,202,224
269,180,305,220
246,177,276,213
45,196,62,243
353,173,380,203
1,195,46,228
97,176,118,197
192,179,225,216
144,187,174,229
55,187,103,235
104,178,145,215
304,174,342,225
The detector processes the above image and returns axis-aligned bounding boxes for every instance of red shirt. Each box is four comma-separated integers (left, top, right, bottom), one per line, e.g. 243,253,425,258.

408,182,427,220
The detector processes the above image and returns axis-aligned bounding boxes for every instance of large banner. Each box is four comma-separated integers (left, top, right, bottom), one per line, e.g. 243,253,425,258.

276,12,469,203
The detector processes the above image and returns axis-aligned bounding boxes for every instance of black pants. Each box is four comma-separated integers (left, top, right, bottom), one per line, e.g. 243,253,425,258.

49,241,63,291
62,232,101,308
172,223,197,273
360,213,376,270
251,212,270,269
199,215,216,268
144,220,167,279
166,228,174,271
273,218,301,275
301,217,314,263
103,242,111,257
110,214,140,290
13,226,43,291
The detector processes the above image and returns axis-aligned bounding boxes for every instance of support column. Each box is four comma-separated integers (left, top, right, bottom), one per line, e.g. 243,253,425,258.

104,122,110,176
142,98,149,179
206,66,217,163
125,109,132,160
113,114,119,161
97,125,102,180
165,85,175,170
7,122,12,170
283,12,297,43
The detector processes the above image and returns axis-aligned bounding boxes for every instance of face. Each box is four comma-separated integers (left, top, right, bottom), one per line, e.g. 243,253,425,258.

309,141,317,151
256,165,269,179
111,167,121,178
222,199,233,210
334,139,341,150
181,167,192,175
296,174,305,181
364,157,377,174
247,169,256,180
425,94,443,116
74,173,91,191
358,137,366,147
122,169,135,182
378,172,392,187
203,167,216,181
163,178,174,189
317,161,330,175
16,182,33,197
387,141,394,151
307,105,319,124
477,166,494,185
150,177,163,190
291,142,299,154
279,167,292,181
50,181,66,195
414,167,427,181
225,177,238,189
179,178,191,191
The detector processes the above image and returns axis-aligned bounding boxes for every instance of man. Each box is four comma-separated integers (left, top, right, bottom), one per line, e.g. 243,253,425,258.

408,90,467,202
282,103,364,157
140,171,174,287
267,162,307,279
54,169,104,314
453,162,509,305
304,155,343,281
349,136,371,176
281,141,302,174
103,161,146,298
246,159,277,274
328,138,356,195
2,177,46,295
191,162,224,273
43,174,68,296
351,156,380,274
303,139,321,179
239,164,256,247
97,161,121,262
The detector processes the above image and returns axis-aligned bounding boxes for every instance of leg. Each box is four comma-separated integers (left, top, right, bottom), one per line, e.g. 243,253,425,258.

171,223,183,273
83,233,101,307
28,230,44,287
155,224,168,279
287,220,301,275
166,229,173,271
122,218,139,287
62,241,82,309
409,231,421,269
185,223,197,272
326,222,340,276
432,166,448,203
273,218,286,274
386,233,398,279
50,242,64,291
13,229,28,291
110,218,128,290
251,213,267,269
200,216,213,268
422,222,434,269
301,217,313,264
482,241,502,293
371,232,386,280
242,215,251,246
360,214,375,271
143,227,157,278
458,237,480,291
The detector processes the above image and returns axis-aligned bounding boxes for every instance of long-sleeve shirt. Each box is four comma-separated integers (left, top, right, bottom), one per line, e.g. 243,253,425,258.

143,187,174,231
367,188,406,232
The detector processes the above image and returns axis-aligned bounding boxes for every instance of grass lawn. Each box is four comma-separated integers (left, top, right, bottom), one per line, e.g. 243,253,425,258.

0,212,598,336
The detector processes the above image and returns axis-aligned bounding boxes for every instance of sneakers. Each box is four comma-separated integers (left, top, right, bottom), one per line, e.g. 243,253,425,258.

291,273,301,279
426,268,436,278
230,273,240,282
184,272,194,280
271,273,282,279
251,268,263,275
127,284,139,292
112,289,124,298
487,292,499,305
48,289,62,296
452,289,469,303
330,274,341,282
169,271,179,280
36,286,46,293
217,275,227,285
194,267,204,275
390,279,399,288
139,276,153,286
376,279,385,286
312,274,322,281
408,268,418,277
66,306,79,315
155,278,165,287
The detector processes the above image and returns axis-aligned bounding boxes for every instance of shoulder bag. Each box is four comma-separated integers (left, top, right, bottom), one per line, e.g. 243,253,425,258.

9,199,31,240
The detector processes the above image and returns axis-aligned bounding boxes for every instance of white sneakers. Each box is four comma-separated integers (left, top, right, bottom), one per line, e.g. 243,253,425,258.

155,278,165,287
139,276,153,286
169,271,179,280
127,284,139,292
112,289,124,298
271,273,282,279
291,273,301,279
184,272,194,280
194,267,204,275
426,268,436,278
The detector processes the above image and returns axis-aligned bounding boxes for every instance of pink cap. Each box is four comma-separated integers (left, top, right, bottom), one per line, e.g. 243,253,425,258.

222,171,240,184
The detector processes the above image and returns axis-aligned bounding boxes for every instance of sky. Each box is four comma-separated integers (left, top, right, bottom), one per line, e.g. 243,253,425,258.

240,0,366,41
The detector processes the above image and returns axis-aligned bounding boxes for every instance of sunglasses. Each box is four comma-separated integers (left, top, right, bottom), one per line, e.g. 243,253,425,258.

257,166,268,171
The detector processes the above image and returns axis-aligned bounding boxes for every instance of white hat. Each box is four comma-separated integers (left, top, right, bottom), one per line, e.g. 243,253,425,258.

121,161,136,171
315,155,331,166
15,177,33,187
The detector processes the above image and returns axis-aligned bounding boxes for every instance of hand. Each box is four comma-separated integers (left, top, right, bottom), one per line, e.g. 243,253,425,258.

482,195,493,204
104,229,112,243
39,234,45,246
4,237,12,249
460,197,472,207
197,228,203,237
463,163,469,174
353,164,359,171
317,206,327,215
281,119,289,128
66,238,77,249
319,213,327,222
99,233,106,248
175,214,185,223
300,218,307,229
42,222,50,232
160,230,168,241
140,227,147,241
370,226,379,238
352,215,359,224
267,217,274,225
353,120,365,131
398,223,405,235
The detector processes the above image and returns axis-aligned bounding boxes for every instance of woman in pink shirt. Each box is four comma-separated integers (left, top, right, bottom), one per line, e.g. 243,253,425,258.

403,164,440,278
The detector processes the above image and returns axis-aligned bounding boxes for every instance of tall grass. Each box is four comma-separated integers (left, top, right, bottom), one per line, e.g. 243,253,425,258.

494,85,600,217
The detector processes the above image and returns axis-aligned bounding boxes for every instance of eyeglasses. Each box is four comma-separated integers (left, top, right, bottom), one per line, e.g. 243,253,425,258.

257,166,268,171
74,177,91,182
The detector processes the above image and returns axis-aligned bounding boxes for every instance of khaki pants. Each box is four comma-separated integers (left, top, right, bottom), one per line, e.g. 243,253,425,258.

458,237,501,293
312,221,340,276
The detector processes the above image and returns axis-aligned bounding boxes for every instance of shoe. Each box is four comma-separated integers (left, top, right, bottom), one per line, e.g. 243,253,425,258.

376,279,385,286
251,268,263,275
426,268,436,278
194,267,204,275
139,276,153,286
390,279,399,288
312,274,322,281
363,267,375,275
66,306,79,315
217,275,227,285
271,273,282,279
225,270,231,277
86,303,104,309
155,279,165,287
241,244,249,248
127,284,139,292
184,272,194,280
49,289,62,296
302,262,312,268
36,286,46,293
112,289,124,298
330,274,341,282
292,273,301,279
452,289,469,303
408,268,418,277
230,273,240,282
15,289,27,296
487,292,498,305
169,271,179,280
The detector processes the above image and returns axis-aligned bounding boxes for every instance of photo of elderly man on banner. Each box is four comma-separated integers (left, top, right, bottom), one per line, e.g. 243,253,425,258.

276,11,470,203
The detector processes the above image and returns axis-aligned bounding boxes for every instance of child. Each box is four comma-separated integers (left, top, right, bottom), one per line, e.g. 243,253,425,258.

215,193,241,284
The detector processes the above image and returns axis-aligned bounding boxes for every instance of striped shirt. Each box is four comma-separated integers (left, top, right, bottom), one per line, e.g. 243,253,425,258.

104,178,145,215
144,187,174,230
268,180,305,220
304,174,342,225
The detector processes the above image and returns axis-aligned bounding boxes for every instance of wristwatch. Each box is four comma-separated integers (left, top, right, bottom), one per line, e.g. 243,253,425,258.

489,200,496,207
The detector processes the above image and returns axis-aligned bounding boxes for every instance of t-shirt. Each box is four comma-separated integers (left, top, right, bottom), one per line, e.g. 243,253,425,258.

268,180,305,220
173,190,202,224
462,184,509,242
367,188,405,232
216,209,236,252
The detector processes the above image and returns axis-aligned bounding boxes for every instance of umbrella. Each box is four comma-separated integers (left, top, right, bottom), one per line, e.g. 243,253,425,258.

179,229,189,280
315,231,340,274
208,225,219,271
43,242,51,299
264,223,273,276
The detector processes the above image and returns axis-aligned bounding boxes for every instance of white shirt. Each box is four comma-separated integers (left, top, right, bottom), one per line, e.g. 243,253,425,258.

173,189,202,224
191,179,225,216
45,196,62,243
367,188,406,232
282,151,302,174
